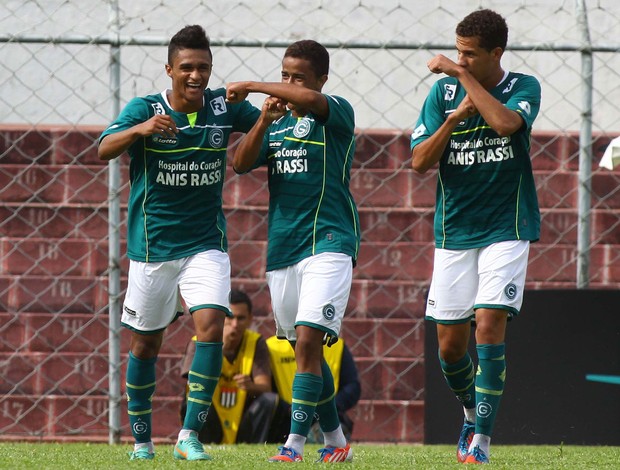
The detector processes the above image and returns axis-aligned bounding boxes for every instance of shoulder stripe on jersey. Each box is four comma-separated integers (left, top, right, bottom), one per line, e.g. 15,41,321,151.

283,136,325,146
144,146,226,153
452,125,491,136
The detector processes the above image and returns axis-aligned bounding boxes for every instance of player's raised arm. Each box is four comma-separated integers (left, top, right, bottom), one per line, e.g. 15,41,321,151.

98,114,178,161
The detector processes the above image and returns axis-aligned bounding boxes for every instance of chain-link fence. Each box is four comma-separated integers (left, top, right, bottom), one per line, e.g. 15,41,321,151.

1,0,619,443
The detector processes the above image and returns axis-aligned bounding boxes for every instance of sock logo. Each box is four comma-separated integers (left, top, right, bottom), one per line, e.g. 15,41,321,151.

292,410,309,423
189,382,205,392
476,402,492,418
198,411,209,423
133,420,147,435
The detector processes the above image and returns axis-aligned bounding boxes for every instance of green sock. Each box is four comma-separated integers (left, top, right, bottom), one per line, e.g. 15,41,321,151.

126,352,156,444
316,359,340,433
475,343,506,436
439,351,476,410
183,341,222,433
290,372,323,437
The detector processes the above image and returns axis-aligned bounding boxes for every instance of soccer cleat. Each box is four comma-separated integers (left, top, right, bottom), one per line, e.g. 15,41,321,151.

128,447,154,460
464,445,490,464
173,434,212,461
316,443,353,463
268,446,303,462
457,420,475,463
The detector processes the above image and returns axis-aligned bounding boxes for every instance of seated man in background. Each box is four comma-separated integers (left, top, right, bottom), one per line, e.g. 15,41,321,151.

179,290,276,444
266,336,361,442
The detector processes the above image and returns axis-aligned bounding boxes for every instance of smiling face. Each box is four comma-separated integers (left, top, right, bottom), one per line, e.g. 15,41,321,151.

165,47,212,113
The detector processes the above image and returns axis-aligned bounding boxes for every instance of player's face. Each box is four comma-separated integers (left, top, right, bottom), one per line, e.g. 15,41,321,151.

281,56,327,114
455,35,503,89
165,47,212,112
223,302,252,349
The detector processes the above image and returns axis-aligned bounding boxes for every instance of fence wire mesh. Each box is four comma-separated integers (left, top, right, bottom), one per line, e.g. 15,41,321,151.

1,0,619,443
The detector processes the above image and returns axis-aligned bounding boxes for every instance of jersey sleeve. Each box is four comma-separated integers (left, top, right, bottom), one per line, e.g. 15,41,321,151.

504,74,541,130
321,95,355,134
99,97,151,142
410,80,446,150
231,99,261,133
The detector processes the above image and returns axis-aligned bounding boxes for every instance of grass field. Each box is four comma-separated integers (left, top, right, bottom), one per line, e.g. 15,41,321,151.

0,442,618,469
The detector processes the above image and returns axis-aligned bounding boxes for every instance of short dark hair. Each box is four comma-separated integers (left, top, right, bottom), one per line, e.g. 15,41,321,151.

284,39,329,77
168,25,211,65
456,9,508,52
230,289,252,314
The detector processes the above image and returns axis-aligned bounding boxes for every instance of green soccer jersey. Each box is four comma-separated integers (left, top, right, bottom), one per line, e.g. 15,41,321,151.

411,71,541,250
100,88,260,262
251,94,360,271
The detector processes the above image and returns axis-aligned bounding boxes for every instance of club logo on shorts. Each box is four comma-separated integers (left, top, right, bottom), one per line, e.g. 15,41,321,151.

208,128,224,148
477,401,493,418
133,420,148,435
322,304,335,321
504,283,517,300
292,409,309,423
293,118,312,138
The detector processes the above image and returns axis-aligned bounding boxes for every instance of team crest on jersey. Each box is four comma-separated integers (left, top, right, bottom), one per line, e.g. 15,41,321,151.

210,96,227,115
208,128,224,147
293,118,312,138
444,84,456,100
151,102,165,115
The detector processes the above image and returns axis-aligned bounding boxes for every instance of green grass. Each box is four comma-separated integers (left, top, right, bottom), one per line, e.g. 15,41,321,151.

0,442,618,469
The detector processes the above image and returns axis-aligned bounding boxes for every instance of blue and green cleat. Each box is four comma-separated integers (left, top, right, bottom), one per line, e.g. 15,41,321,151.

128,447,154,460
464,445,490,464
174,434,211,461
457,419,475,463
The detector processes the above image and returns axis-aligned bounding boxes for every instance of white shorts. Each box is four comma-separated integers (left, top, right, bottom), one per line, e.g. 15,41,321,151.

426,240,530,323
122,250,231,333
266,252,353,342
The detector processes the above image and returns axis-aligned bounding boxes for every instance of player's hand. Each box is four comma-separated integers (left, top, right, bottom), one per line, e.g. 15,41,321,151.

453,95,478,120
139,115,178,138
262,96,287,122
233,373,253,390
427,54,462,77
226,82,250,103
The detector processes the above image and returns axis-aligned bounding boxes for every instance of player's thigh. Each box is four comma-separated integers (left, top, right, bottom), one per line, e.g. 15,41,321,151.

179,250,232,315
426,248,478,323
297,252,353,338
475,240,530,316
266,265,301,340
123,259,183,332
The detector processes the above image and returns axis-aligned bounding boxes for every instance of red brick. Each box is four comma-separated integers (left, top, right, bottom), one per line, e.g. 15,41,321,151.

228,241,267,278
354,129,411,170
223,168,269,207
51,127,104,165
4,275,103,314
356,242,433,281
0,352,39,393
38,353,108,395
0,126,54,164
374,319,425,358
27,313,109,353
592,210,620,244
0,204,121,239
1,238,95,276
225,207,268,242
0,313,26,352
0,395,49,435
530,131,578,171
348,280,428,319
351,400,423,442
339,319,378,358
0,165,62,203
356,358,424,401
351,169,436,209
359,207,435,243
50,396,110,437
91,240,129,276
539,209,578,244
592,172,620,209
527,244,577,283
534,171,577,209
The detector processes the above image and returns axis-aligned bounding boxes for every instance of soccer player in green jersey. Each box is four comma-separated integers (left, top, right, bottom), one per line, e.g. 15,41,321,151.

410,9,541,464
98,25,260,461
226,39,360,463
